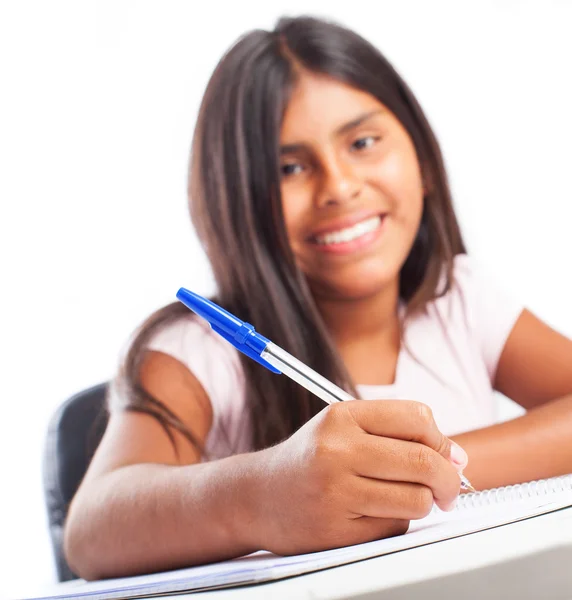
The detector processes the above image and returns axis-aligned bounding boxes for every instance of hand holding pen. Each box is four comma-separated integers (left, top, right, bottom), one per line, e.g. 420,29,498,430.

244,398,467,555
176,288,475,498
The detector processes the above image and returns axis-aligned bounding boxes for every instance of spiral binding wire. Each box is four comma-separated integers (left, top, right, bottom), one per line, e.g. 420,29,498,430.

456,474,572,511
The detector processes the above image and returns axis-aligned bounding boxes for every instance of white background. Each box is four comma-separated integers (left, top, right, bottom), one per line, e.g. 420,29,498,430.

1,0,571,596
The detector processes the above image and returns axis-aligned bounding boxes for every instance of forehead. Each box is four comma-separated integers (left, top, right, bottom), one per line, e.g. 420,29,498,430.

281,73,386,142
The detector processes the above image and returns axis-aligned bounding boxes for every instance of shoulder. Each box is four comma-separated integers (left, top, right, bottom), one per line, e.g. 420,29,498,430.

146,314,244,395
139,316,232,394
438,253,522,323
145,313,250,455
425,254,524,378
147,315,241,369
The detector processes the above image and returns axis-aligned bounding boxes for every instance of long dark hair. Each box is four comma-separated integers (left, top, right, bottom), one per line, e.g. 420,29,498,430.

112,16,466,453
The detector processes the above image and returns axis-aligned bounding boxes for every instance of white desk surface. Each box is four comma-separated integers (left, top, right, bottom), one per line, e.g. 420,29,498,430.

23,508,572,600
178,507,572,600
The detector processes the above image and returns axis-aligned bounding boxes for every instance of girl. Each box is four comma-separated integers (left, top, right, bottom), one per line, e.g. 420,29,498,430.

64,16,572,580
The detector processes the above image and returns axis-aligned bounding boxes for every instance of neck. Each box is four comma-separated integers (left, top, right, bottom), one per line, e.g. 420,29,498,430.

315,280,401,347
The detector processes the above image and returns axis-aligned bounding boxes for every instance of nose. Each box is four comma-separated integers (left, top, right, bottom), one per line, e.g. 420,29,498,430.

315,156,363,208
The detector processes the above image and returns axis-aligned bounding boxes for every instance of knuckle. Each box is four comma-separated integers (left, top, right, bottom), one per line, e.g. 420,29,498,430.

327,401,347,417
409,445,438,477
320,402,348,428
436,435,451,458
410,487,435,519
313,407,355,460
312,437,336,466
415,402,434,427
311,441,347,484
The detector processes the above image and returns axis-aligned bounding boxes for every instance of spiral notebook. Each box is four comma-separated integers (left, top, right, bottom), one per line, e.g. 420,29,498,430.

431,472,572,515
18,475,572,600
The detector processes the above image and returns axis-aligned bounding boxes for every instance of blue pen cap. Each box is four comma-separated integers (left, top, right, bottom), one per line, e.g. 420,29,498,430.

176,288,280,374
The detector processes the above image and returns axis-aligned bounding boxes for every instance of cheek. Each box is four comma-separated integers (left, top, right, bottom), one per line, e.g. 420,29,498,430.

281,189,308,251
376,148,424,223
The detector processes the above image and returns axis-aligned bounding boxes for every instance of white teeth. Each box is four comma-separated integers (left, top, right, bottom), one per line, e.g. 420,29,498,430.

315,216,382,245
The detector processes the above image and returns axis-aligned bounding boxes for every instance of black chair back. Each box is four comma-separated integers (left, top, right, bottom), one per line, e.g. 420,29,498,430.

42,383,109,581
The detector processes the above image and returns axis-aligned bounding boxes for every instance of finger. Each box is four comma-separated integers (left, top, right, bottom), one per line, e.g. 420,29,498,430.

348,476,456,520
345,400,468,468
346,516,410,546
350,435,461,509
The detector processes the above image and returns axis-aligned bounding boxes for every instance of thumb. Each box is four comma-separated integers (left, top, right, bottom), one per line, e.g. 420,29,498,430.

447,440,469,472
431,431,469,472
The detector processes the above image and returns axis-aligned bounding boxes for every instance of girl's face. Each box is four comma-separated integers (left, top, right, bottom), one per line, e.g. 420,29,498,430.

279,73,424,301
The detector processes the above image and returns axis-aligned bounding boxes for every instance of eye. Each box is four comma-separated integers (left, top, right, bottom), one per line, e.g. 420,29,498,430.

351,136,379,151
281,162,304,177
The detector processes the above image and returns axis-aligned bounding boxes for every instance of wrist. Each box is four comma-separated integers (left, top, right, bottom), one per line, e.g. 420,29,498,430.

227,449,275,551
193,450,272,554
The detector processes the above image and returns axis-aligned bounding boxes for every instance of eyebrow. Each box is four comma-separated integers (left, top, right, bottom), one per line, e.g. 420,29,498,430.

280,109,383,155
335,109,383,136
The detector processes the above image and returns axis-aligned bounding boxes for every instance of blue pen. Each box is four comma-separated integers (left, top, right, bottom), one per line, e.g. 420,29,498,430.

176,287,353,404
176,287,476,491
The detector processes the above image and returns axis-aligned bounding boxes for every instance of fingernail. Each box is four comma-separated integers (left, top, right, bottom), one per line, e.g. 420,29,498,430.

449,441,468,469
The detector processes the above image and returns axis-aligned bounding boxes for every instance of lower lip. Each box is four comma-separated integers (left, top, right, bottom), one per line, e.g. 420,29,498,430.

311,216,386,255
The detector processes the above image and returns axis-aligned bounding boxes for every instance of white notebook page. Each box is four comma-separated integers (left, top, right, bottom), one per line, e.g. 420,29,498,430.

16,475,572,600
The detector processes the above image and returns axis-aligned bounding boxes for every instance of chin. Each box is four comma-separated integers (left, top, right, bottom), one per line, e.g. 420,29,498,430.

305,255,405,301
317,272,400,301
342,281,397,300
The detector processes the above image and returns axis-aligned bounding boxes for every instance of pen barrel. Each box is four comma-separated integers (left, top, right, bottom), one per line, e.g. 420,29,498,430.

261,343,354,404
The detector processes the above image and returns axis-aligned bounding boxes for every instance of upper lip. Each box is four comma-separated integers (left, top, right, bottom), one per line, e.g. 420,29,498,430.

308,210,386,240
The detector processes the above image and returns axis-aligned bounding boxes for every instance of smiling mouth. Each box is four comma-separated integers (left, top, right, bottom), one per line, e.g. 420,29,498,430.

311,215,384,246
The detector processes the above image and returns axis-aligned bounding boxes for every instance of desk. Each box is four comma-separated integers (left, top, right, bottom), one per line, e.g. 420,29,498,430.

20,508,572,600
187,507,572,600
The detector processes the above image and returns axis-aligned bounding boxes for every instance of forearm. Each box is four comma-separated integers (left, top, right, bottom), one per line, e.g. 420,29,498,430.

453,394,572,491
64,452,265,580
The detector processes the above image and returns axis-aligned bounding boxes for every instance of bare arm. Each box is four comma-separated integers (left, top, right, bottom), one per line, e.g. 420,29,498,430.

63,350,264,578
64,415,266,579
65,352,463,580
452,309,572,490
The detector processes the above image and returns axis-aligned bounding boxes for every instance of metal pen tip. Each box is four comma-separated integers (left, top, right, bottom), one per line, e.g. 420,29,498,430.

460,473,476,493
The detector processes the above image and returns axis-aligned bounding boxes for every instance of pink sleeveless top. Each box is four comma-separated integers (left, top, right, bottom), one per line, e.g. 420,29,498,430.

145,255,523,460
